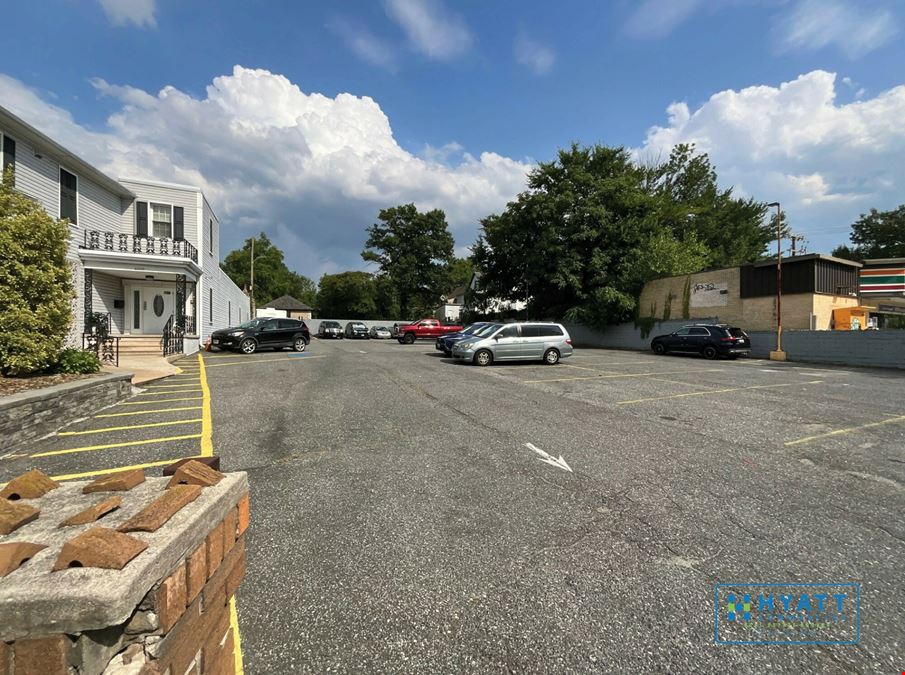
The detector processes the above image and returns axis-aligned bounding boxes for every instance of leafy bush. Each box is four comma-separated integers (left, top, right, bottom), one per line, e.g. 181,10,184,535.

53,349,101,374
0,167,74,376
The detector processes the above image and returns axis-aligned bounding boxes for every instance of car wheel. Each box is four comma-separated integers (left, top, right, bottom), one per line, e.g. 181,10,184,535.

240,338,257,354
543,348,560,365
474,349,493,367
703,345,719,360
294,337,307,352
403,333,416,344
652,343,666,355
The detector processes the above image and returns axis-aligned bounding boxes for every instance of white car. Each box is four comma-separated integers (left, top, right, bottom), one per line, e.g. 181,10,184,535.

369,325,392,339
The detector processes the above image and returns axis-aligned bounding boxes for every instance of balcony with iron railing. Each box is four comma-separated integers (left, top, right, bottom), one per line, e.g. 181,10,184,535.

81,230,198,264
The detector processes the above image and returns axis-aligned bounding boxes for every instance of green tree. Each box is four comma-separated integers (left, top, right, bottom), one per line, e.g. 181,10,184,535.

832,205,905,260
645,144,771,267
221,233,317,307
473,144,766,328
446,257,474,291
0,167,74,375
362,204,455,318
316,271,378,318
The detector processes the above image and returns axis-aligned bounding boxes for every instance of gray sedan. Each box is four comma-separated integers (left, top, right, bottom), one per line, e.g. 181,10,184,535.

452,322,573,366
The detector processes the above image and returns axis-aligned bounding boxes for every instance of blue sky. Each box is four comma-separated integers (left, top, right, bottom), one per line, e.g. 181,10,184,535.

3,0,904,278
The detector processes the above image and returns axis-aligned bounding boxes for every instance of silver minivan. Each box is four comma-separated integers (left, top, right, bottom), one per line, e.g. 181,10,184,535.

451,322,573,366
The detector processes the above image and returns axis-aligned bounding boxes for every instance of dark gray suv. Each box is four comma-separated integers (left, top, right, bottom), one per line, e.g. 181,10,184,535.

651,324,750,359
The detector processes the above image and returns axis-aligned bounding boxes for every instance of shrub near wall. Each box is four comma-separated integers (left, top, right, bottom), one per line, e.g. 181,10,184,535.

0,168,74,375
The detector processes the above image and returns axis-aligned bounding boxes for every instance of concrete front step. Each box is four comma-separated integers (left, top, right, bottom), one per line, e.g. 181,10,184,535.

115,335,165,356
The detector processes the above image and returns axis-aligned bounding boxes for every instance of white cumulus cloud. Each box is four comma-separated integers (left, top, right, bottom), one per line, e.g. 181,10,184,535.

0,68,529,278
383,0,473,60
97,0,157,28
636,70,905,250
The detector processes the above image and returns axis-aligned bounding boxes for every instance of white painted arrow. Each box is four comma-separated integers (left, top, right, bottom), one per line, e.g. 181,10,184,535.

525,443,573,473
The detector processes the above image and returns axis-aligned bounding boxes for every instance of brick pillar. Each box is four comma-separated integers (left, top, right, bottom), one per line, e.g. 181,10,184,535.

0,464,249,675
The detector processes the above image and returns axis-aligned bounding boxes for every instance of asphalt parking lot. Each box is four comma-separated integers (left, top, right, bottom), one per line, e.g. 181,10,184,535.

4,338,904,673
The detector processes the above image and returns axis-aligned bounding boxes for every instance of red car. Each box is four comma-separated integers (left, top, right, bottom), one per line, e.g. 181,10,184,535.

395,318,463,344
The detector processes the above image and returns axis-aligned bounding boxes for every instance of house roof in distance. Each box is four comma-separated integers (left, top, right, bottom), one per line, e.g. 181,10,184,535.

444,285,468,301
262,294,313,311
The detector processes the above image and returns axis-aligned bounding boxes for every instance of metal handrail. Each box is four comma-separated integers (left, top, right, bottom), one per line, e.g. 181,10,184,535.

81,230,198,264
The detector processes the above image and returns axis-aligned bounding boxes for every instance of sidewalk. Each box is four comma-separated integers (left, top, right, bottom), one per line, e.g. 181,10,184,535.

102,354,179,385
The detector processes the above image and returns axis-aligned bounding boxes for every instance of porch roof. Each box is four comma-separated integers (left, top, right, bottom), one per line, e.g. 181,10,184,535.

79,248,202,282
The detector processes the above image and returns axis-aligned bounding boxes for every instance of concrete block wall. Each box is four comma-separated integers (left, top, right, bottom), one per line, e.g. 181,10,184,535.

563,318,720,351
746,330,905,369
0,465,249,675
0,374,133,451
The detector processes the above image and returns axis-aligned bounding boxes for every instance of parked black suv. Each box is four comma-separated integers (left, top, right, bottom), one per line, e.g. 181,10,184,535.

650,324,750,359
344,321,369,339
211,318,310,354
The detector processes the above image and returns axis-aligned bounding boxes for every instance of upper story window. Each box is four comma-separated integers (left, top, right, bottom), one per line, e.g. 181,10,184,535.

1,134,15,184
209,218,214,254
151,203,172,238
60,168,78,224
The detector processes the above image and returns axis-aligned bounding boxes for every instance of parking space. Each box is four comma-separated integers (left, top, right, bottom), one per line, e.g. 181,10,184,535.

4,335,904,671
452,346,905,489
0,349,324,484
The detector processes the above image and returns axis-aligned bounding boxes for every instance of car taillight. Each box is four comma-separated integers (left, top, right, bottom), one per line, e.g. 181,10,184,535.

721,337,734,342
566,339,572,345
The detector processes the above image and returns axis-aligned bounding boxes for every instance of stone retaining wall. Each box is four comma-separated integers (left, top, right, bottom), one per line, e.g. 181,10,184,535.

0,374,133,450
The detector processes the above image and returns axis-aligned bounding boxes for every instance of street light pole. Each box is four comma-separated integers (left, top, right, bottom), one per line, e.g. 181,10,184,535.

767,202,786,361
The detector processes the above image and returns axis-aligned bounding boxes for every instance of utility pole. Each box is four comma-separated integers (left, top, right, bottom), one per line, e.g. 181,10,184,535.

790,234,805,257
249,237,256,317
767,202,786,361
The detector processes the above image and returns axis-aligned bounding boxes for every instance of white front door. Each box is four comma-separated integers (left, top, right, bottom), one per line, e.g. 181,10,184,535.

138,286,175,334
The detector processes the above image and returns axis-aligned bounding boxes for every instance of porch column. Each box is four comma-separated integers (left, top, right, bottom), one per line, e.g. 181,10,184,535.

83,268,93,332
175,274,186,332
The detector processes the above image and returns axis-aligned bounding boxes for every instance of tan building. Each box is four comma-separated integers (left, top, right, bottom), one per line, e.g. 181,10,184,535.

639,254,862,331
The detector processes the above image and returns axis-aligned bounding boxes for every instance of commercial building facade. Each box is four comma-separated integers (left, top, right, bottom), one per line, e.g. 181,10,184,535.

639,254,862,331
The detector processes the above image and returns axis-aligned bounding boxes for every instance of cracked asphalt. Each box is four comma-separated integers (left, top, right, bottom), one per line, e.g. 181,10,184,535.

5,340,903,672
209,339,903,673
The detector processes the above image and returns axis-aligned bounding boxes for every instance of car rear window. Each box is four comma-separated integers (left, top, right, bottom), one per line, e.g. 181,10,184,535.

729,327,746,337
539,325,563,336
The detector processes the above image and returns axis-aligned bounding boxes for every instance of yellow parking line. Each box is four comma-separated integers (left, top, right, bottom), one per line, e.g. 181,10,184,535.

618,380,823,405
50,456,204,481
230,596,245,674
58,419,202,437
95,406,203,418
144,383,203,389
524,368,722,384
785,414,905,446
31,433,202,458
205,355,326,368
645,377,719,390
118,397,203,405
199,353,213,457
561,363,608,373
136,389,202,396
